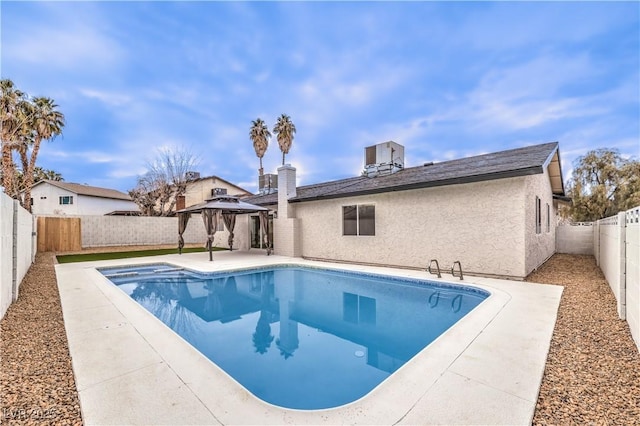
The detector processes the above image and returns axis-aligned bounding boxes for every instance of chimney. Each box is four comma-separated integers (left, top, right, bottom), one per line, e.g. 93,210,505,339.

277,164,297,219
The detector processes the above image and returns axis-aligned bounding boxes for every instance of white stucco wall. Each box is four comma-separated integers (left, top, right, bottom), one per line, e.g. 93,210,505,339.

31,185,78,215
293,177,528,279
524,168,557,275
31,183,137,216
76,195,138,215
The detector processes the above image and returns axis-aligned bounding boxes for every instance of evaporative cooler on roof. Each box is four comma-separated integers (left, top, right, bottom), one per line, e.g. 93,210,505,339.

363,141,405,177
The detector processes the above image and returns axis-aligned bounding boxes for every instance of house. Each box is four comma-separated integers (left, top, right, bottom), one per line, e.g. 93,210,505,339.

236,141,568,280
179,173,253,210
30,180,139,216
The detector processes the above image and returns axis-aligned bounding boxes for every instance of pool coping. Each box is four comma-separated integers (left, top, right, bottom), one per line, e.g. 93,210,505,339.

55,251,563,425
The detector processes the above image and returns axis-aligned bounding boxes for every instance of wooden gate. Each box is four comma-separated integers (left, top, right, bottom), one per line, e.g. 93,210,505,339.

37,217,82,252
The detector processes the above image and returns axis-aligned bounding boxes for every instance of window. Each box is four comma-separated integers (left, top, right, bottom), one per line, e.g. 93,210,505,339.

343,205,375,236
59,196,73,205
535,196,541,234
546,203,550,233
343,292,376,325
216,216,224,232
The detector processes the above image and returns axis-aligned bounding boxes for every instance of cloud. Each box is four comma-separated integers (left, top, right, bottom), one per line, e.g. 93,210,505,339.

3,3,125,71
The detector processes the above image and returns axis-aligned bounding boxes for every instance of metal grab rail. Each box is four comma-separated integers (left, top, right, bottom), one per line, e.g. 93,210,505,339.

451,261,464,280
427,259,442,278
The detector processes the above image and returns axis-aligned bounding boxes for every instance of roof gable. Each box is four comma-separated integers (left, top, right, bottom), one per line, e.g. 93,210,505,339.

33,180,133,201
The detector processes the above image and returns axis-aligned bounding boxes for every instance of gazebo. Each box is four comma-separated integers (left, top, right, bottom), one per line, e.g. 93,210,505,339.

176,195,272,261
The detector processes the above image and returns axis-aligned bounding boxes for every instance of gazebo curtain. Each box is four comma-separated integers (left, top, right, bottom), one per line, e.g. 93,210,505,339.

178,212,191,254
258,211,272,255
222,213,237,251
202,210,222,261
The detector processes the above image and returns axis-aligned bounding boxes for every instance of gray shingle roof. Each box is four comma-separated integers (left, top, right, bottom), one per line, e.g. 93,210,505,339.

35,180,133,201
244,142,562,205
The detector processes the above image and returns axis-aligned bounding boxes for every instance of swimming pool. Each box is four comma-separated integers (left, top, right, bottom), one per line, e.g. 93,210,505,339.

99,263,489,410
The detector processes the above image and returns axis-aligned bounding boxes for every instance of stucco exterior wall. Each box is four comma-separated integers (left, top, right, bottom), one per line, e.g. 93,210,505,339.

31,185,78,215
31,183,137,215
524,168,557,275
76,195,137,215
293,177,528,279
184,177,251,208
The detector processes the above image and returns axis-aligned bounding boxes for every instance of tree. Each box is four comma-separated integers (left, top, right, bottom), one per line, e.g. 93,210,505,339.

1,80,65,210
249,118,271,176
273,114,296,166
0,79,29,199
565,148,640,222
19,97,64,211
0,166,63,198
129,146,200,216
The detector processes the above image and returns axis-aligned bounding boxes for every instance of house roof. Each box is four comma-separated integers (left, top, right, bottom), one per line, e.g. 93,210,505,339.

33,180,133,201
244,142,564,205
187,175,252,196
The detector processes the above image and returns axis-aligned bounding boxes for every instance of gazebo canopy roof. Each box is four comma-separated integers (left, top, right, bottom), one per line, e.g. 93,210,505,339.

176,195,269,214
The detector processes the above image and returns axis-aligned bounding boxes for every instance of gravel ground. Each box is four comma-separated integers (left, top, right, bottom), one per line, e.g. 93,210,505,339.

0,253,82,425
1,252,638,425
527,254,640,425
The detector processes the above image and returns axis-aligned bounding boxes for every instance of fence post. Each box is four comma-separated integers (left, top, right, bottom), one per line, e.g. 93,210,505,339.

12,200,18,302
594,221,600,266
618,212,627,319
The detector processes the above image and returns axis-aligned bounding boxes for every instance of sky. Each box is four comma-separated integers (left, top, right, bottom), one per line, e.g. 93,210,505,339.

2,1,639,194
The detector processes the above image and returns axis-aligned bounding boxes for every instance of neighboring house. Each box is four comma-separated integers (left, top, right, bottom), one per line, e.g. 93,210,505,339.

238,141,568,280
179,174,253,210
30,180,139,216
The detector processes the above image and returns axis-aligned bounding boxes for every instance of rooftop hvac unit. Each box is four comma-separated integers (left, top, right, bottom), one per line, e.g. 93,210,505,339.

211,187,227,197
363,141,405,177
185,171,200,181
258,173,278,195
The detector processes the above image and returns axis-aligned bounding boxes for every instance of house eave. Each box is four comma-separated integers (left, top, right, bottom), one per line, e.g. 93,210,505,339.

289,166,543,203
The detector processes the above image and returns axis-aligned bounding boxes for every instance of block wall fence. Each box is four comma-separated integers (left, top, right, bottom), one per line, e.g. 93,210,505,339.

0,192,36,320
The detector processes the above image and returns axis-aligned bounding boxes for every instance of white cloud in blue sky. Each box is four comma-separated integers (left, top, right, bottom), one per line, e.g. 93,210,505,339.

2,1,638,192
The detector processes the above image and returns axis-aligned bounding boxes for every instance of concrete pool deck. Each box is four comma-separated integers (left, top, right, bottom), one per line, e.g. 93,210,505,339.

55,251,563,425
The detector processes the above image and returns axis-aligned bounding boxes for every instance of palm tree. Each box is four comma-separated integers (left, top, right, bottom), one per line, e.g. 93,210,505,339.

0,79,27,198
273,114,296,166
20,97,64,211
249,118,271,176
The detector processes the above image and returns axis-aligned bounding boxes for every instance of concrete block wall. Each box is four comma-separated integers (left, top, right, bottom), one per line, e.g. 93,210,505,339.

556,224,594,255
0,192,36,320
79,215,216,248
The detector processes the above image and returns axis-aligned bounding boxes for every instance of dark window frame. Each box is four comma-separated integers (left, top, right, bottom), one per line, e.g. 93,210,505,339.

342,204,375,236
535,196,541,234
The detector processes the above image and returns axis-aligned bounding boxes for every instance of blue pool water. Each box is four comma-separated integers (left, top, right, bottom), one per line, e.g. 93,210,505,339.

99,263,489,409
